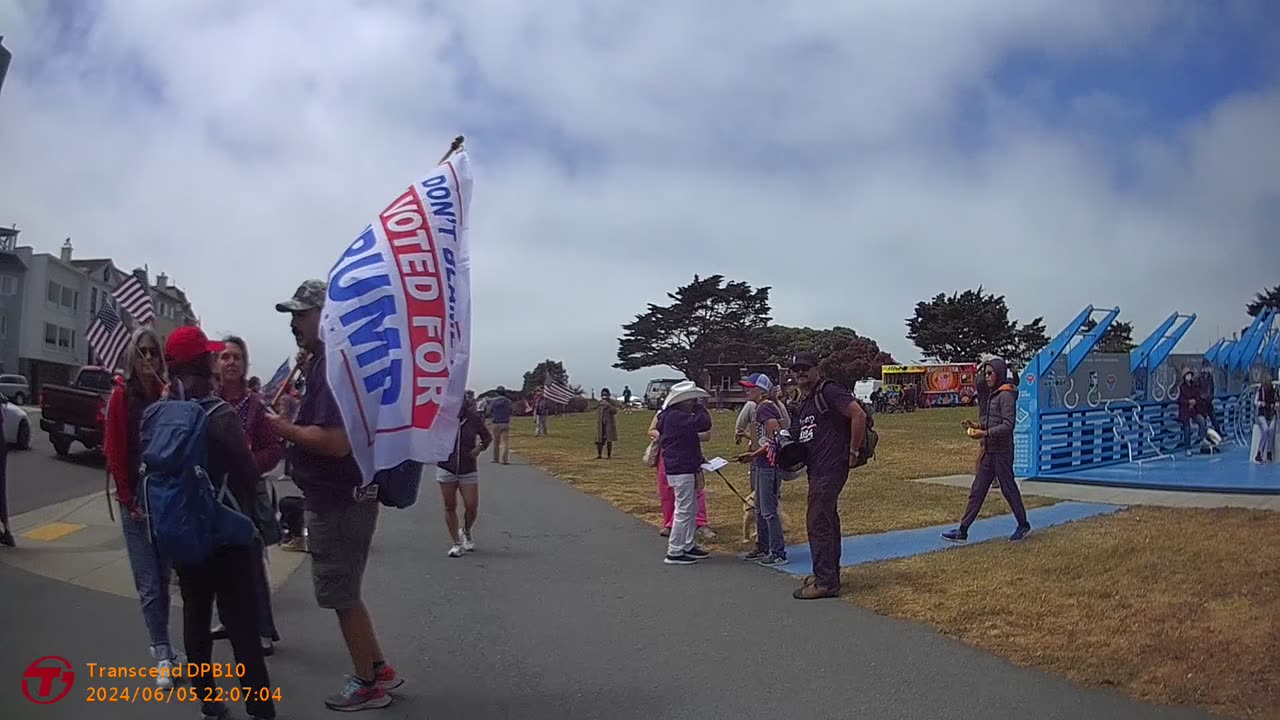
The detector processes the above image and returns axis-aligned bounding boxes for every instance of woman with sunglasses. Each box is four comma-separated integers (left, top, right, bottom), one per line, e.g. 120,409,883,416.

104,327,185,687
941,357,1031,543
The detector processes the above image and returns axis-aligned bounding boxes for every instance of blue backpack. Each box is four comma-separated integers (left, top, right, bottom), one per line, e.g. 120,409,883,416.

140,398,255,566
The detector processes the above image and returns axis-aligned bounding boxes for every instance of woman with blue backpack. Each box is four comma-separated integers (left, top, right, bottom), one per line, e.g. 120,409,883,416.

103,327,185,687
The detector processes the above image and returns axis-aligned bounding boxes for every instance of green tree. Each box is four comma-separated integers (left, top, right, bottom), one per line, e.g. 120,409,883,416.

1002,317,1049,369
1081,318,1136,353
906,287,1018,362
821,336,897,387
521,359,570,396
1247,285,1280,317
615,275,772,378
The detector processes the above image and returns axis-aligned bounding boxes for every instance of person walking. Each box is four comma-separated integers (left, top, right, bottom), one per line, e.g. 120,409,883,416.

595,389,618,459
788,352,868,599
622,385,633,411
736,374,787,565
656,381,712,565
488,387,513,465
439,393,491,557
269,280,402,711
533,390,549,437
102,327,183,684
212,335,284,656
942,357,1031,545
162,326,276,720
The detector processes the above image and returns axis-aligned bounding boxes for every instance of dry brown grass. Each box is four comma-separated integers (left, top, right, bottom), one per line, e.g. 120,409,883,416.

509,406,1054,548
510,406,1280,718
847,506,1280,719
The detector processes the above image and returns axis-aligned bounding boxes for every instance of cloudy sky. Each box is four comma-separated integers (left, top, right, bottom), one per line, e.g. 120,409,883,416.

1,1,1277,395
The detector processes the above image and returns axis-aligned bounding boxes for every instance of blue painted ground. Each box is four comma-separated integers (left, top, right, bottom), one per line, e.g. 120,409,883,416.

766,501,1124,577
1038,445,1280,494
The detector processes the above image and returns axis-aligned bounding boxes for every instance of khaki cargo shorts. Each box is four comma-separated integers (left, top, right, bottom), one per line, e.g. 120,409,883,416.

305,497,379,610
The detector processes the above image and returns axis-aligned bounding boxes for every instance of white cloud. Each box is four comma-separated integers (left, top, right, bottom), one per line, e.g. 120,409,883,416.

0,1,1275,394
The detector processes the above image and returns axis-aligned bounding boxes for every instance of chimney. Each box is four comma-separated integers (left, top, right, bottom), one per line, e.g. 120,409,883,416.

156,273,168,290
60,237,73,262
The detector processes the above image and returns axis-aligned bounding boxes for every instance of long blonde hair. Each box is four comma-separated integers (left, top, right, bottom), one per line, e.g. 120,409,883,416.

122,326,167,384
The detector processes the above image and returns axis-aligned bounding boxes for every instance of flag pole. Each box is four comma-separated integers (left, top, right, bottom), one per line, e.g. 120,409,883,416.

438,135,465,165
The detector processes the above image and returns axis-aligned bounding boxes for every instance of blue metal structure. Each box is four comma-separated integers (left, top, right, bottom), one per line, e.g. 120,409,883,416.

1015,306,1279,492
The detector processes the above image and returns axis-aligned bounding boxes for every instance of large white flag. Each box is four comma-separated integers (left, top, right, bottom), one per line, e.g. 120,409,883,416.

321,150,473,483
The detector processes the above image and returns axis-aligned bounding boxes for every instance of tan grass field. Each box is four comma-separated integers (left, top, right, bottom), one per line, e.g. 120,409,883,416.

509,405,1280,719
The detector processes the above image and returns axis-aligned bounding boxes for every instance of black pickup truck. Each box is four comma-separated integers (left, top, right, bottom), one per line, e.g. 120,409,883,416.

40,366,116,456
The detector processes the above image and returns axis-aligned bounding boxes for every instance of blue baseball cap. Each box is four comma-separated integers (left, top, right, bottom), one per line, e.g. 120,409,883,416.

739,373,774,392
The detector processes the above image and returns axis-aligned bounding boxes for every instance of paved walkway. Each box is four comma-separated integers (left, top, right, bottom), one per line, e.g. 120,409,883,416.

2,460,1213,719
916,474,1280,510
769,502,1123,577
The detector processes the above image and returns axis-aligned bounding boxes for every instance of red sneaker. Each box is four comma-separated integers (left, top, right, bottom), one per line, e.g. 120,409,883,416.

375,662,404,692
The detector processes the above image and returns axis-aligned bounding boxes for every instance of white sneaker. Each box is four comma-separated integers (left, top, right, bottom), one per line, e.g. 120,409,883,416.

461,531,475,552
448,544,463,558
156,658,176,688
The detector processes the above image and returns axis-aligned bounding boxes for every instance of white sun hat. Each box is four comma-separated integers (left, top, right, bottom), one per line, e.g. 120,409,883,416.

662,380,710,410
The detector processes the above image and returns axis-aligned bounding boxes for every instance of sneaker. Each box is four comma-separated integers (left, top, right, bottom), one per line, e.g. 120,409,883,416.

941,529,968,544
461,530,475,552
374,662,404,691
201,700,229,719
659,527,671,537
280,536,307,553
325,675,392,711
1010,524,1032,542
742,549,768,561
0,530,14,548
447,544,463,558
757,554,787,566
793,584,840,600
684,546,710,560
210,624,228,641
156,658,176,689
260,637,274,657
663,553,698,565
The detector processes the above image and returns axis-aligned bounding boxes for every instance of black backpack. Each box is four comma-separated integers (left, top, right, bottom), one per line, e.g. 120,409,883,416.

811,380,878,468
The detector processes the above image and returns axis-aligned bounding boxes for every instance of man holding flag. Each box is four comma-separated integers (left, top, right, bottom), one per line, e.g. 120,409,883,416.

267,280,402,711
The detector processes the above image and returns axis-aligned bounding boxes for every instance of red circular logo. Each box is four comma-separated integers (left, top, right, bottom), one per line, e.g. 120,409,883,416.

1025,374,1035,384
22,656,75,705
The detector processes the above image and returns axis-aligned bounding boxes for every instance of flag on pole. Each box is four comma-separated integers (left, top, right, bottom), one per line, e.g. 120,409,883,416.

322,146,474,484
112,275,155,325
542,380,575,405
87,301,131,372
261,358,292,399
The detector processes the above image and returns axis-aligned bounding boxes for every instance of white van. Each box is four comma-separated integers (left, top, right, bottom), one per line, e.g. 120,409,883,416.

854,379,883,403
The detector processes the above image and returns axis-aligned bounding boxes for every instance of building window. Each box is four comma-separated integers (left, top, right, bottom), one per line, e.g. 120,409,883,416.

61,286,74,308
44,322,58,346
0,275,15,295
73,290,80,310
91,287,98,312
0,315,6,339
47,281,59,303
57,326,72,349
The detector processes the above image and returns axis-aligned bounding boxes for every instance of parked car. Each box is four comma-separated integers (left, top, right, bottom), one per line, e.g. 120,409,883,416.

0,374,31,406
1,393,32,449
39,366,116,456
643,378,685,410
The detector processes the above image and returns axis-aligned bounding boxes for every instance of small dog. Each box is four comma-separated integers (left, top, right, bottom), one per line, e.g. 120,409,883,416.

742,491,758,542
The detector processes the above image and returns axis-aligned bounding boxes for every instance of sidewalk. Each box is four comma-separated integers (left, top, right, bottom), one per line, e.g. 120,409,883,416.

4,459,1213,719
914,474,1280,510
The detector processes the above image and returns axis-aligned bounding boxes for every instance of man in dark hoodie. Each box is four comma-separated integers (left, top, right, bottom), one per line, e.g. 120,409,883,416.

942,357,1031,543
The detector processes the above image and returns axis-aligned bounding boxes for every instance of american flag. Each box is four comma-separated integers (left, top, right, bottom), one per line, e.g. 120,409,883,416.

112,275,155,325
541,380,575,405
261,358,292,399
87,301,131,372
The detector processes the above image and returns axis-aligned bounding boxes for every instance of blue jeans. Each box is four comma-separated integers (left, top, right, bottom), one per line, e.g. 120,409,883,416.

751,465,786,558
120,504,175,659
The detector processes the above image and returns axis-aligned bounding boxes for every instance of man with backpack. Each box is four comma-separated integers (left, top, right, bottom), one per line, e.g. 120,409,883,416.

270,280,402,712
155,326,275,720
787,352,869,600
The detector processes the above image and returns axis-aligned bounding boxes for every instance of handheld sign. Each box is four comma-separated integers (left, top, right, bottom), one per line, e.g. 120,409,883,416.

321,144,474,484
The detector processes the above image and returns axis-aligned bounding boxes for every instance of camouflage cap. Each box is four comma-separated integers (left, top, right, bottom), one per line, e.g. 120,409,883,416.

275,280,327,313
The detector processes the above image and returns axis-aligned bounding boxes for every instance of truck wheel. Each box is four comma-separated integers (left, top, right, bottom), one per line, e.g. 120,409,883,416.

51,435,72,457
12,391,26,406
16,420,30,450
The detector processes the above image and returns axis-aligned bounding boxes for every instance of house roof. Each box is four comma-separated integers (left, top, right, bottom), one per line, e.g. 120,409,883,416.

0,253,27,271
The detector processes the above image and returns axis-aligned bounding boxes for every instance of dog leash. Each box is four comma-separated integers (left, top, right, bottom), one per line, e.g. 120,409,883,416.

712,469,750,506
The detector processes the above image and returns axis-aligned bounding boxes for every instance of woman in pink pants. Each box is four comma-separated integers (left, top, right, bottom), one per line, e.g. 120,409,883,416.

650,412,711,538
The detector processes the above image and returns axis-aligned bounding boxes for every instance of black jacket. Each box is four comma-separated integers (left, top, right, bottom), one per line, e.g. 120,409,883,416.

438,409,492,476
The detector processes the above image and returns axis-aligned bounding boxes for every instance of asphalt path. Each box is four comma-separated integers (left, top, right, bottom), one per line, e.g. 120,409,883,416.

5,411,108,516
3,456,1217,719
